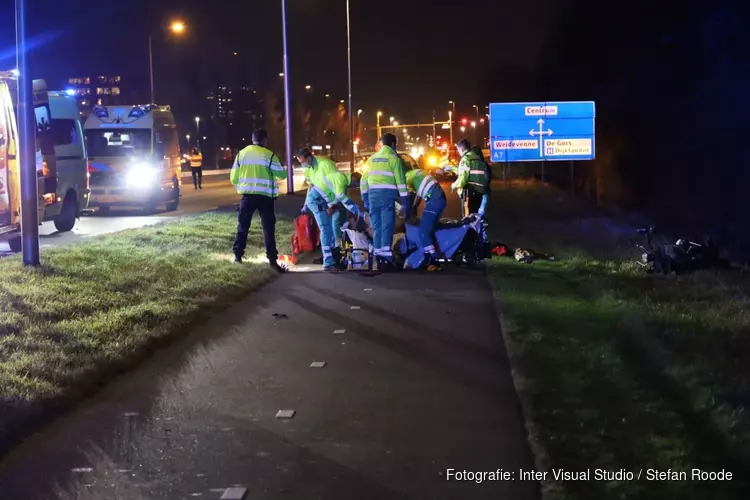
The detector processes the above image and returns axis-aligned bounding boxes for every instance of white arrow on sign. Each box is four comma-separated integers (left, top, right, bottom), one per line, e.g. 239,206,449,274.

529,118,553,156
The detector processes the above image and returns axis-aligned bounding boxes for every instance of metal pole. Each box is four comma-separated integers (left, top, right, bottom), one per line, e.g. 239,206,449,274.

148,34,155,104
451,101,456,144
346,0,354,175
432,110,436,142
281,0,294,195
570,160,574,195
376,114,381,141
448,112,453,146
15,0,40,266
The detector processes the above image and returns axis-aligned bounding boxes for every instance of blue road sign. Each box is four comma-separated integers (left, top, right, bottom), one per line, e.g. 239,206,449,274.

489,101,595,162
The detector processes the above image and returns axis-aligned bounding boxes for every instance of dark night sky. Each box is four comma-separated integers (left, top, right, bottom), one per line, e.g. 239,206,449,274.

0,0,560,123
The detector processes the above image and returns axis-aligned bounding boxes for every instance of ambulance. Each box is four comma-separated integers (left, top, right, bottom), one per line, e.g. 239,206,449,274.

84,104,181,214
1,71,90,252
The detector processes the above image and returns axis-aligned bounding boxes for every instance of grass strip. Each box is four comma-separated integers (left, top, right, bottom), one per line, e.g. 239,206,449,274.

486,184,750,499
0,212,293,455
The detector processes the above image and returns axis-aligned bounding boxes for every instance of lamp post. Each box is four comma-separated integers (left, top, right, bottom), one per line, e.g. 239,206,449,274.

149,20,185,104
376,111,382,140
346,0,355,175
15,0,39,266
281,0,294,194
448,100,456,145
194,117,200,149
448,111,453,146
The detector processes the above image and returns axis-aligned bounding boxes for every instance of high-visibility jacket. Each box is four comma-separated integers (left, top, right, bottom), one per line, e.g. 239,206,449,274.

310,169,359,214
405,169,439,200
303,156,337,185
188,153,203,168
230,144,287,197
452,150,489,194
360,146,408,200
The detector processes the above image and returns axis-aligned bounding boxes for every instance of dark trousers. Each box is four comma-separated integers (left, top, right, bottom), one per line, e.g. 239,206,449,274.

191,167,203,188
233,194,277,261
466,189,485,216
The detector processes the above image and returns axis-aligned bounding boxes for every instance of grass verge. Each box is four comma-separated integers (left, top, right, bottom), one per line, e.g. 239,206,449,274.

486,183,750,499
0,212,293,455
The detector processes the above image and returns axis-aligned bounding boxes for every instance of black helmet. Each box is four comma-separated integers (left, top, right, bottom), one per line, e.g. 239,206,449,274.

381,133,397,149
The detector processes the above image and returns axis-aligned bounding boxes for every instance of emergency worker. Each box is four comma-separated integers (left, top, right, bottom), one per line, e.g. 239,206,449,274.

188,147,203,190
230,129,288,272
451,139,489,217
360,133,409,271
404,165,446,270
298,149,359,271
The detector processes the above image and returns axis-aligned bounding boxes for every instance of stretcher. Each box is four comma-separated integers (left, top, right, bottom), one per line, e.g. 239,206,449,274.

341,212,491,271
396,214,490,269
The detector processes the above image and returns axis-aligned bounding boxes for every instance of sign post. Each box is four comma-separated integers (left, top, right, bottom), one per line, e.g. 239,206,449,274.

488,101,595,188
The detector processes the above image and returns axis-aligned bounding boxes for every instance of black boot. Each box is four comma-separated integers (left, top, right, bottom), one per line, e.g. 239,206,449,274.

269,259,288,273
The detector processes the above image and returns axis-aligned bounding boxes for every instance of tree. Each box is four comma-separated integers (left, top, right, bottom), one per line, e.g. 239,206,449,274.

261,91,286,162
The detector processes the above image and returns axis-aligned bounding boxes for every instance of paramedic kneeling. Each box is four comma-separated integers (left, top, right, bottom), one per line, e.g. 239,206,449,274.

405,166,446,270
230,129,288,272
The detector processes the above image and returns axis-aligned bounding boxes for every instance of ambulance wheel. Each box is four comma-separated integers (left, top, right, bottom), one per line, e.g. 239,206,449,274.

165,179,180,211
8,235,22,253
142,197,158,215
53,194,77,232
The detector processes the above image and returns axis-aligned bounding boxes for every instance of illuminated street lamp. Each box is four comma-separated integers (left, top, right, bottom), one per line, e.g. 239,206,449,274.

305,84,311,90
389,116,394,123
279,72,284,77
149,20,187,103
460,126,466,133
377,111,383,137
471,121,476,128
394,121,399,127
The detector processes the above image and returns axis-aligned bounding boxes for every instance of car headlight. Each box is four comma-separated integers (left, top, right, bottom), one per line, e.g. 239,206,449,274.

126,163,160,188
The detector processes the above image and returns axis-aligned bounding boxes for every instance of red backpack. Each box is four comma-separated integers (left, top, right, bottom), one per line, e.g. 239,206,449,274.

292,214,320,254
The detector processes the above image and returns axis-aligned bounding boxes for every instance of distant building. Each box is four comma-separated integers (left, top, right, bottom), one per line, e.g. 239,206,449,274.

67,76,124,117
206,85,263,148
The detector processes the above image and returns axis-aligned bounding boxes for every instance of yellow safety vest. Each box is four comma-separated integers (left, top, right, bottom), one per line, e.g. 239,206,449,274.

230,144,288,197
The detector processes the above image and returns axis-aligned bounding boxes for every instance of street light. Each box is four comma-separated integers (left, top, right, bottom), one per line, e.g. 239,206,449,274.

389,116,394,123
281,0,294,194
279,72,284,77
471,121,476,128
149,20,187,104
460,126,466,132
376,111,383,138
195,117,200,149
305,84,311,90
473,104,479,119
393,121,399,126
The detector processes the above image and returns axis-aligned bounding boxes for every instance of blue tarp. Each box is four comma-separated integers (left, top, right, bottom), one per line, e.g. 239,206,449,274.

400,222,472,269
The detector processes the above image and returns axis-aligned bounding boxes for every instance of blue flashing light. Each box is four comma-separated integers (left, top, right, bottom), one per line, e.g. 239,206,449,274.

93,106,108,118
128,107,145,118
10,69,19,77
65,88,76,96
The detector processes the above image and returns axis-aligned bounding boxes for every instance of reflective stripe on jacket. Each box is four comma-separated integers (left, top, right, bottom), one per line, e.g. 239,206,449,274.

454,150,489,194
405,169,438,199
230,144,288,197
188,154,203,168
303,156,337,185
360,146,408,197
